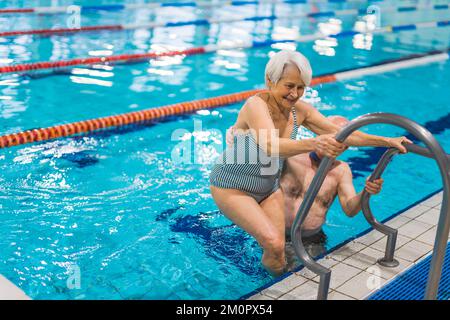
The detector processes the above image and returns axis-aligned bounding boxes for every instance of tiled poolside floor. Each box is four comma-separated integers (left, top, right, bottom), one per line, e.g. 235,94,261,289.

0,275,29,300
248,191,448,300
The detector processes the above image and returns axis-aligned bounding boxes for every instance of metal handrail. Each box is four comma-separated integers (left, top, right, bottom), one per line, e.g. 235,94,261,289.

290,112,450,300
361,144,450,268
361,146,401,268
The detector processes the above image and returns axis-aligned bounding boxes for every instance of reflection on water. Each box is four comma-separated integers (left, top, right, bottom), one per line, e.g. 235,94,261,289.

1,2,449,134
352,14,377,51
312,18,343,57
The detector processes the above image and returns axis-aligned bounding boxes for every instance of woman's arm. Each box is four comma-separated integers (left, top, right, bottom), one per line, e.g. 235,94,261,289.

301,102,411,153
243,96,318,157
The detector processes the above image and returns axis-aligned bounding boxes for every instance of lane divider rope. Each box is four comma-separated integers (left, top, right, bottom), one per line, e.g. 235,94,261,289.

1,3,448,38
0,89,261,149
0,48,448,149
0,47,206,74
0,19,449,74
0,0,400,15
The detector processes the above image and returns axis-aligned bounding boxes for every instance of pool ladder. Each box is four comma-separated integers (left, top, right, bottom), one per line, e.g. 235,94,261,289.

290,113,450,300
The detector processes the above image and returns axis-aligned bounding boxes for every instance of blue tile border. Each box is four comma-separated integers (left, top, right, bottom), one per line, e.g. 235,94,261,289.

367,241,450,300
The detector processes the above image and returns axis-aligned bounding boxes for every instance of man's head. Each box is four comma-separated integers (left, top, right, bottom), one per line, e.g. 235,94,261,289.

314,115,350,159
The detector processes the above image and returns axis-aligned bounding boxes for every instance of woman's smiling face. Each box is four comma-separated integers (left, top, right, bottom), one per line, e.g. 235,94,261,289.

268,63,306,110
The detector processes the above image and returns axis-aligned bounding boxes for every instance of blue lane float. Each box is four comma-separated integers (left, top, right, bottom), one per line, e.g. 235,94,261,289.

1,0,448,15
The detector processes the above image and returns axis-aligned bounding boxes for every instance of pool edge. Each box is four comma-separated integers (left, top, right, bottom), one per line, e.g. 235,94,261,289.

244,188,446,300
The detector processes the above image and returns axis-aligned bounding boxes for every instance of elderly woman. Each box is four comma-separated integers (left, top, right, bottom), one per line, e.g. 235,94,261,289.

209,50,410,276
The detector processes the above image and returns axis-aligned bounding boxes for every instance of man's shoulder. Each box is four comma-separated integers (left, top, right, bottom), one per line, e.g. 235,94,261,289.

287,153,310,165
332,161,352,178
335,160,351,169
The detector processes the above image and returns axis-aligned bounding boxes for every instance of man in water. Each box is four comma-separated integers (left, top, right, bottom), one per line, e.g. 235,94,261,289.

281,115,384,259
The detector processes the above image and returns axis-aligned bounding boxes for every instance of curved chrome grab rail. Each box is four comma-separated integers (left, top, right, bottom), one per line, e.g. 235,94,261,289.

361,144,450,268
361,147,401,268
290,112,450,300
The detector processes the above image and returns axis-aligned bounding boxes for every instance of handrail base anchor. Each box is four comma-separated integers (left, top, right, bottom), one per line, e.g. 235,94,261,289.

377,257,400,268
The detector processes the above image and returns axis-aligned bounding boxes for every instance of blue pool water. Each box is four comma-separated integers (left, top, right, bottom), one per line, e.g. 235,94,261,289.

0,0,449,299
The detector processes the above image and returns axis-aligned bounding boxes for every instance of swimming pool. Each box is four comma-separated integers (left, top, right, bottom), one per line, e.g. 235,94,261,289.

0,0,449,299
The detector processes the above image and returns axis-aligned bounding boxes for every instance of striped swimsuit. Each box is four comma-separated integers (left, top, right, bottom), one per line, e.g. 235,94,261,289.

210,100,299,203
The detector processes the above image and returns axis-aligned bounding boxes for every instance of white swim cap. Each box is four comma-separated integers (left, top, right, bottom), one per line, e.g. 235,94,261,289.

264,50,312,87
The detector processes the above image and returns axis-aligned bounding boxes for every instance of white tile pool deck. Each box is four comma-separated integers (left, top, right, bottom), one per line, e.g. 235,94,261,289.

0,275,30,300
0,192,446,300
248,191,448,300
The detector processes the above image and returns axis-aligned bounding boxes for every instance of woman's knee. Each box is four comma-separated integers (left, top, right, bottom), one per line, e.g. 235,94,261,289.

260,231,285,255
